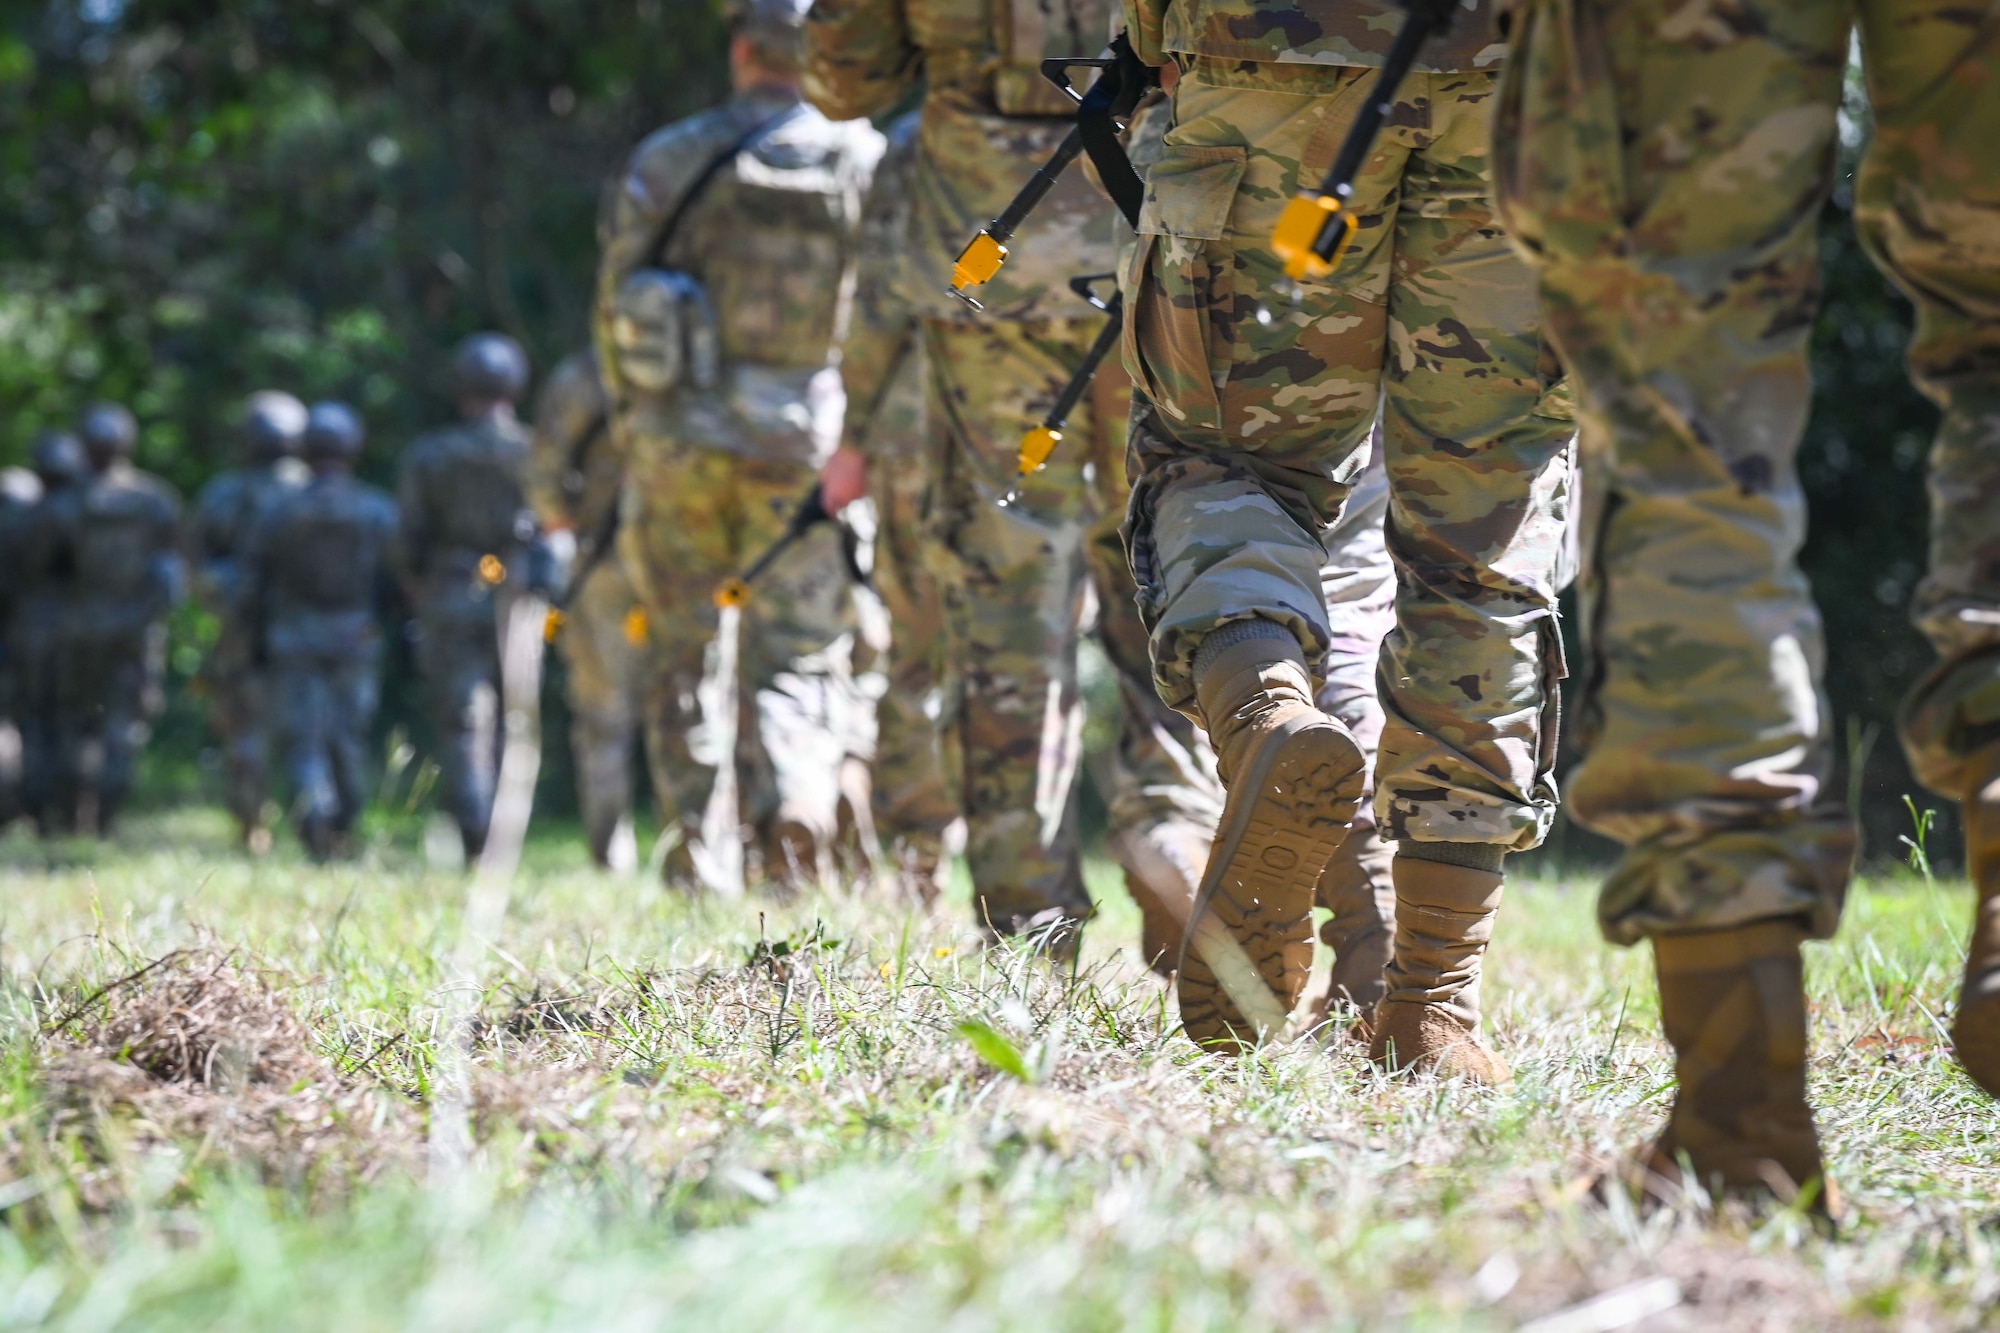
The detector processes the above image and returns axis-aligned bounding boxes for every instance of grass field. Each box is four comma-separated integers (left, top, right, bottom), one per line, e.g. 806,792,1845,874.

0,810,1993,1330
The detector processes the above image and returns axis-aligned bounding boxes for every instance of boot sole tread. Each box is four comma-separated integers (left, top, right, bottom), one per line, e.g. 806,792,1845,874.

1179,719,1365,1052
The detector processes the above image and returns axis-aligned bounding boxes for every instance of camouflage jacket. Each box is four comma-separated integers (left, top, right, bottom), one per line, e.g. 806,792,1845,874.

243,471,399,660
839,111,928,462
1123,0,1501,72
527,350,618,540
804,0,1125,324
594,88,884,466
395,414,535,607
64,462,186,642
191,460,310,630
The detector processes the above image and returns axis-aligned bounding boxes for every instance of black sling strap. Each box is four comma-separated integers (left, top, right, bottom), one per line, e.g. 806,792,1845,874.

647,103,799,269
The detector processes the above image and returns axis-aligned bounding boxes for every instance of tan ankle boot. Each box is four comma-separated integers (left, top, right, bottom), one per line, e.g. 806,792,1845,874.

1368,853,1510,1083
1177,627,1365,1052
1319,821,1396,1017
1956,749,2000,1099
1640,920,1831,1209
1113,818,1213,980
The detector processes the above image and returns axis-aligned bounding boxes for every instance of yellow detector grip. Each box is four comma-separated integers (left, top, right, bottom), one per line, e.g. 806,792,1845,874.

623,605,650,646
1017,425,1063,479
951,231,1009,294
1271,193,1359,283
714,578,751,610
543,608,566,643
478,553,507,585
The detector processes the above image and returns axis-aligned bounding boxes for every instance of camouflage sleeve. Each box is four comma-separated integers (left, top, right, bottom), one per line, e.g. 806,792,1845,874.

393,451,429,586
150,484,187,612
839,297,918,459
802,0,920,123
839,116,920,456
1123,0,1171,64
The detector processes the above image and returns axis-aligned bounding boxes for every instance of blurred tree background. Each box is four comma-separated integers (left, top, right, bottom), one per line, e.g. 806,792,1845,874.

0,2,1957,865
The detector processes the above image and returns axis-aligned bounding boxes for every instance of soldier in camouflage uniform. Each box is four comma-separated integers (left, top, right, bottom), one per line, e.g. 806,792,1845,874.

0,461,44,828
832,111,960,901
397,334,551,862
6,435,91,834
1115,0,1575,1061
809,0,1234,947
529,350,644,872
244,402,397,861
58,404,186,834
191,391,310,850
1491,0,1999,1200
597,0,885,890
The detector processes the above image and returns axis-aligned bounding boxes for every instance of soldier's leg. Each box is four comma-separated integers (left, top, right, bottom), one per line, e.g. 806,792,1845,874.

561,564,641,871
213,662,272,846
1127,64,1417,1046
1312,447,1398,1017
734,458,860,892
1360,75,1575,1082
277,658,338,860
1853,0,2000,1097
927,317,1094,941
331,652,379,848
1494,0,1854,1197
1086,365,1222,975
420,613,501,861
97,630,162,834
868,379,958,901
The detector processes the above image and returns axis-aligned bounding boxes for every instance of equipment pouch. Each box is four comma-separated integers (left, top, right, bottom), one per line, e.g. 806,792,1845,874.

610,269,722,397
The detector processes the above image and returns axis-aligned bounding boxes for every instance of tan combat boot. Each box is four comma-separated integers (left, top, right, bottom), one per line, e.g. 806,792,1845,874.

1636,919,1831,1210
1316,820,1397,1027
1955,748,2000,1099
1369,851,1511,1082
1114,818,1213,979
1178,624,1366,1051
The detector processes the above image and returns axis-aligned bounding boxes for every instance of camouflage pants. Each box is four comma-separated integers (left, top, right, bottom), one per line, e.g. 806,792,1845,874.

51,622,165,831
1123,60,1576,852
204,637,272,834
273,646,380,833
415,596,506,851
556,558,643,861
1494,0,2000,942
866,347,958,865
619,441,862,882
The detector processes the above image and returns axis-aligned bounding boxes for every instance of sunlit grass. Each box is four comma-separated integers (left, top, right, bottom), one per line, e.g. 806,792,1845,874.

0,811,1992,1330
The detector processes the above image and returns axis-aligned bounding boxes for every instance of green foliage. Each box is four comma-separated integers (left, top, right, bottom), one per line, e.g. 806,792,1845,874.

0,0,729,490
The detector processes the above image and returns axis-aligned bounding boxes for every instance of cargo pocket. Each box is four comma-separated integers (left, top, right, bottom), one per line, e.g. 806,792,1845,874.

1122,144,1246,437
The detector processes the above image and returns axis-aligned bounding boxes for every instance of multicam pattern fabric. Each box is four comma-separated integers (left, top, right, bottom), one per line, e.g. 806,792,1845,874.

841,115,958,859
1493,0,2000,943
803,0,1123,322
1124,0,1502,72
597,88,881,884
528,351,643,855
616,443,864,880
1122,58,1575,852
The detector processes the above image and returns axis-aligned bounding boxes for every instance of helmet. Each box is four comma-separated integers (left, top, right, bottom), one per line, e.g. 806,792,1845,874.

78,402,138,467
727,0,809,65
452,333,530,404
304,400,366,463
241,390,308,463
30,431,90,488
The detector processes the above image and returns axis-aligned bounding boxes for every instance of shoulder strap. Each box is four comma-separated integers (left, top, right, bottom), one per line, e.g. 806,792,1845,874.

1075,33,1156,229
649,105,801,269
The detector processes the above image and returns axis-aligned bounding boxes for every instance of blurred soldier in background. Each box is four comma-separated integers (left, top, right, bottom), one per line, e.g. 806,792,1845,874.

397,333,553,862
833,112,959,902
58,403,186,834
191,390,310,851
807,0,1225,949
7,434,91,834
0,459,45,828
529,350,643,872
595,0,884,891
244,402,398,861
